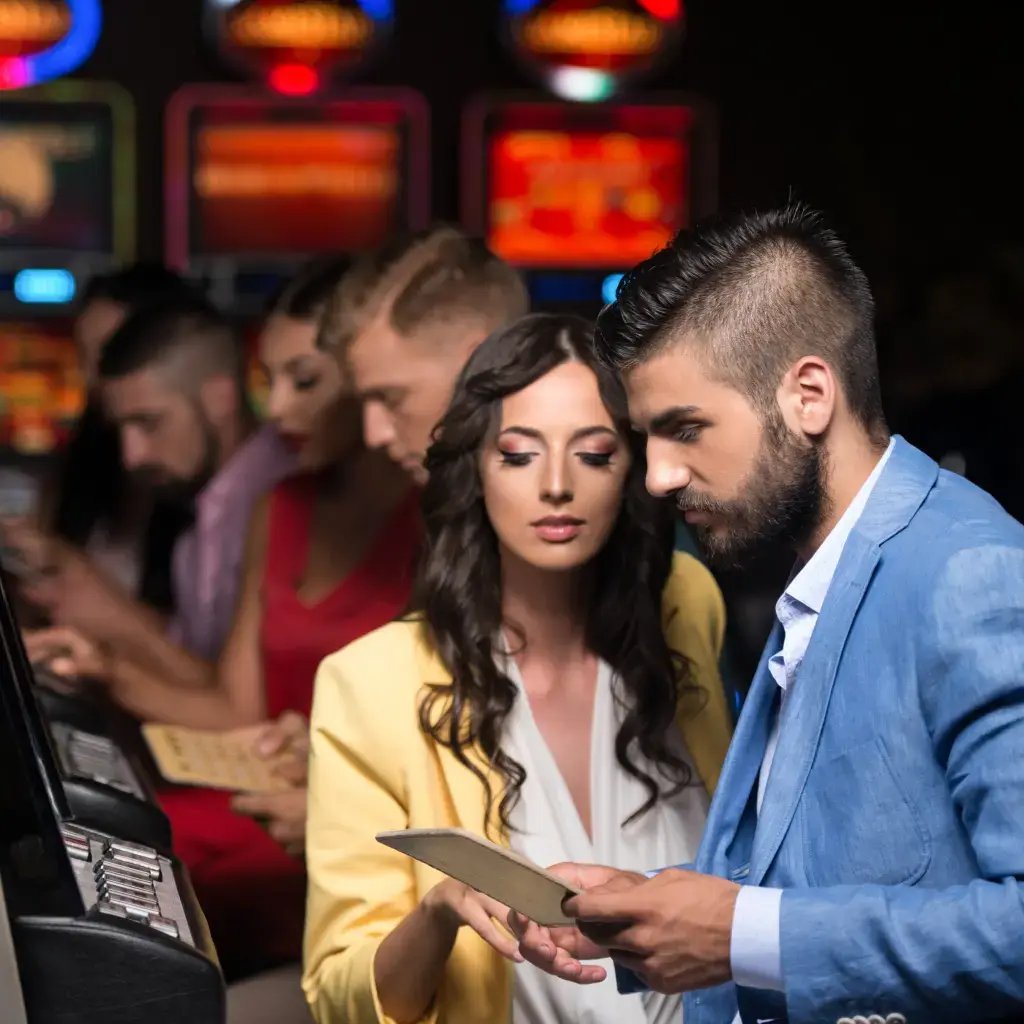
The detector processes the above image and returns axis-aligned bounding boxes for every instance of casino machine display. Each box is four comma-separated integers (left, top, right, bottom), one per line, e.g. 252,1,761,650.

464,0,716,315
0,80,134,512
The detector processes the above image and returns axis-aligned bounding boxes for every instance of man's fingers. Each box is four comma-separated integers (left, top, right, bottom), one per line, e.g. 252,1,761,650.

578,919,638,950
564,884,645,923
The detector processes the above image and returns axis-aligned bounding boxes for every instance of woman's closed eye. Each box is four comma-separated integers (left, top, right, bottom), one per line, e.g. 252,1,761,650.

577,450,615,468
498,449,535,467
294,374,321,392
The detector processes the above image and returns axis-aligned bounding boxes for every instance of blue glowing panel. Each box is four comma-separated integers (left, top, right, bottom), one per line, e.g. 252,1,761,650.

13,269,77,305
601,273,625,305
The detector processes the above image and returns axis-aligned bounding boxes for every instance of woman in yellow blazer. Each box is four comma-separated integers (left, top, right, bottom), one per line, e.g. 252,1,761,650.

303,315,733,1024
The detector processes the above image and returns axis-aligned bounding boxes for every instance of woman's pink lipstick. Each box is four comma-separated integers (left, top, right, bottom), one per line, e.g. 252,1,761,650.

532,515,584,543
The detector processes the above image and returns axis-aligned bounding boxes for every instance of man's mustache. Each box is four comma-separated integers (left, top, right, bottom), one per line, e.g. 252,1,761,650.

670,490,733,516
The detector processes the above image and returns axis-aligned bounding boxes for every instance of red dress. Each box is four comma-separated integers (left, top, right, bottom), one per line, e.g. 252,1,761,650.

158,476,419,978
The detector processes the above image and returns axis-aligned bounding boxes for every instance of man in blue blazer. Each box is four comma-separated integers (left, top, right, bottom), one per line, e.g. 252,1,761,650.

511,205,1024,1023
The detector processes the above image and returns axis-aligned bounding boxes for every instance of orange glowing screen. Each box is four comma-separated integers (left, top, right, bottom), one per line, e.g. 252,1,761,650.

0,322,83,456
487,127,688,267
193,122,400,254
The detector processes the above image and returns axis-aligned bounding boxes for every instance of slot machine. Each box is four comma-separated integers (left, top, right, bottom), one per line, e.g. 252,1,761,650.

165,84,429,406
0,573,223,1023
463,95,716,316
0,81,169,843
0,80,135,511
463,0,715,317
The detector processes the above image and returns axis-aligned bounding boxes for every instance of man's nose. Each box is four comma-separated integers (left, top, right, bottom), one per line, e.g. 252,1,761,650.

121,430,148,471
362,402,396,451
645,441,692,498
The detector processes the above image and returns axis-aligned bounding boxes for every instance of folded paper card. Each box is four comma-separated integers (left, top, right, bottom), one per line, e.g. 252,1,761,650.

142,723,290,793
376,827,581,926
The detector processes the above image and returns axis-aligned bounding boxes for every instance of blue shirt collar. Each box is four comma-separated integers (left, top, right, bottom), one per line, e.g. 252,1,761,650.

784,439,895,615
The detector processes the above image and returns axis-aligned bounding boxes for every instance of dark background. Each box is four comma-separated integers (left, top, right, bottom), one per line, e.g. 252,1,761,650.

77,0,1024,672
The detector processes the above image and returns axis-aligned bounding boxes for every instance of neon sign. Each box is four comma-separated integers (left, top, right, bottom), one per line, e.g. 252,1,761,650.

0,0,102,91
502,0,685,102
207,0,392,94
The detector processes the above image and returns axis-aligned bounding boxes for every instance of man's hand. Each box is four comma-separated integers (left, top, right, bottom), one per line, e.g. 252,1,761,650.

250,711,309,786
13,532,136,638
24,626,112,681
231,788,308,858
567,867,740,994
509,863,646,984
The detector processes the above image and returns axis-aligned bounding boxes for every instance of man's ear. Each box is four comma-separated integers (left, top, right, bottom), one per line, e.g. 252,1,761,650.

775,356,836,439
198,374,239,426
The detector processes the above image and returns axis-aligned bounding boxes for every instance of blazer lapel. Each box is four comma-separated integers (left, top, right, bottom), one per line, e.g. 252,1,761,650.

748,534,881,884
696,621,782,878
412,626,506,841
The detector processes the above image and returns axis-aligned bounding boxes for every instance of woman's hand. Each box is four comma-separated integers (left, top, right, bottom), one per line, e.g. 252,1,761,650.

231,788,308,858
250,711,310,786
422,878,524,963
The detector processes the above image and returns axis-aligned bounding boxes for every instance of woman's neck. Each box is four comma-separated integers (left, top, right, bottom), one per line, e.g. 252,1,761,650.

500,552,589,667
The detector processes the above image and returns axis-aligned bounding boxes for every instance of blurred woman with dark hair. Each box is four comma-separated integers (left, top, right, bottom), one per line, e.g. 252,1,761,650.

303,313,733,1024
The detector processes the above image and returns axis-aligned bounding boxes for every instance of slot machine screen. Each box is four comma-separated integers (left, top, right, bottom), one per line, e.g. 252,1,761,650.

0,105,113,255
487,123,688,268
191,121,401,256
0,322,83,458
465,98,715,312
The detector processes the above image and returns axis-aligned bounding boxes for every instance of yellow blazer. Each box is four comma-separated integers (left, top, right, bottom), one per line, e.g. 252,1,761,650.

302,552,733,1024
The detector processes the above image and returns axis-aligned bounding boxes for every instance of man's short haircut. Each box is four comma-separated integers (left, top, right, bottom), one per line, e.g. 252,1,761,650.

80,262,194,311
97,293,242,391
269,254,351,322
317,225,529,352
596,204,887,436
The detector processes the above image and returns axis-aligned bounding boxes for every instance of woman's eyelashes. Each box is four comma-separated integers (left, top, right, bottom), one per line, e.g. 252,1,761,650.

498,449,534,467
294,374,321,393
496,448,616,468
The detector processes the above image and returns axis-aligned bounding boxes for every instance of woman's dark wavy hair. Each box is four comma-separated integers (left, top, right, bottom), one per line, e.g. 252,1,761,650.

416,312,703,836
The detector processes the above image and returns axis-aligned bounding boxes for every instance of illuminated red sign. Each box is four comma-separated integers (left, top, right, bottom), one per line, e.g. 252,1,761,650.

192,122,400,254
0,0,68,58
503,0,685,100
488,127,688,267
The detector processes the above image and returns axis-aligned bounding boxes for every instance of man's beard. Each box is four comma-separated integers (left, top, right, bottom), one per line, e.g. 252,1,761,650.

675,415,830,569
131,408,220,503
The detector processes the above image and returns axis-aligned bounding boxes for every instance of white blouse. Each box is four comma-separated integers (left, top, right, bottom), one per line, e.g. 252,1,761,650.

501,655,709,1024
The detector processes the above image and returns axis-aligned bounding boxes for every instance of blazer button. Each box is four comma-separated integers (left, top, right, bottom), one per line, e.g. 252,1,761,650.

868,1017,886,1024
852,1017,871,1024
885,1016,907,1024
836,1018,855,1024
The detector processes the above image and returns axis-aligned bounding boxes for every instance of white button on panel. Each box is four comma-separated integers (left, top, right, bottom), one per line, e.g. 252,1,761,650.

868,1016,886,1024
148,916,180,940
108,840,158,862
837,1018,855,1024
885,1016,907,1024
